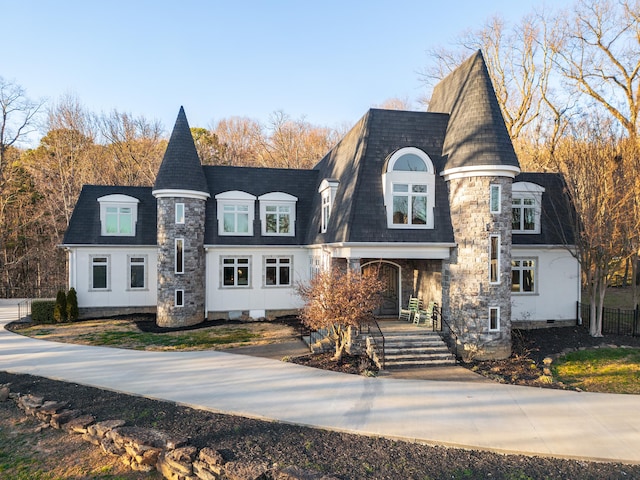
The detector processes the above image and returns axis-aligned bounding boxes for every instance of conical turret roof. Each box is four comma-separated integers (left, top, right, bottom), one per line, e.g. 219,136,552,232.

153,107,209,196
428,50,519,172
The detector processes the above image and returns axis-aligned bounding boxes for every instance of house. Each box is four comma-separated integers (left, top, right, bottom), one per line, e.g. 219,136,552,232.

62,51,580,360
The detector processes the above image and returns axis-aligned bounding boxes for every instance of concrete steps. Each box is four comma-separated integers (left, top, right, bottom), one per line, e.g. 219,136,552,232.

382,331,456,369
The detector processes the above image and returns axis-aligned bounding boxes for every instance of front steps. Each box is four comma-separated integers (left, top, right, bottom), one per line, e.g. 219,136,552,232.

382,330,456,369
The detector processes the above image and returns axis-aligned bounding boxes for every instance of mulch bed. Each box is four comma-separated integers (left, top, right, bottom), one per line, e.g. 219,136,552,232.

2,326,640,478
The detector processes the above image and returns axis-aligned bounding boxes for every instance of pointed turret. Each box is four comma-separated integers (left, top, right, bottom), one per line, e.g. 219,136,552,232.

429,50,519,174
153,106,209,198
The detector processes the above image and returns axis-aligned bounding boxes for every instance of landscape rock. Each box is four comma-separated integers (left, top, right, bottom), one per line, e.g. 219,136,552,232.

0,386,10,402
50,409,82,429
64,414,95,434
224,460,270,480
157,445,198,476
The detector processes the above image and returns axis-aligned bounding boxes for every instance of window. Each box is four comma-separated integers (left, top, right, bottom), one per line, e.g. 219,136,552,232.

392,183,427,225
222,257,250,287
490,184,501,214
175,203,185,224
128,256,146,289
98,194,139,236
175,238,184,274
90,255,109,290
512,258,536,293
490,235,500,284
265,257,291,286
382,147,435,228
512,182,544,234
215,191,256,236
175,289,184,307
489,307,500,331
318,179,339,234
259,192,297,236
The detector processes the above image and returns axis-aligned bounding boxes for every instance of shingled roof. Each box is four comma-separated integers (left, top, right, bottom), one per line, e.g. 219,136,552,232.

153,107,209,196
428,50,520,172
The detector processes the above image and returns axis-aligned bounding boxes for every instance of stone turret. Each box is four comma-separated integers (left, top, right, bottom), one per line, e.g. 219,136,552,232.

152,107,210,327
430,51,521,360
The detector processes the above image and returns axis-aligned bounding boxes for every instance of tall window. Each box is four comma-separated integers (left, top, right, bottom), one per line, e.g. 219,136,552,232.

490,235,500,284
383,147,435,229
223,257,250,287
321,191,331,233
392,183,427,225
175,203,185,224
265,257,291,286
128,256,146,289
175,238,184,274
216,191,256,236
489,307,500,331
512,258,536,293
91,256,109,290
490,184,501,214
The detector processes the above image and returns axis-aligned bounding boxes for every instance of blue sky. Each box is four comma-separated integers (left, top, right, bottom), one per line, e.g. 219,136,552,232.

4,0,570,139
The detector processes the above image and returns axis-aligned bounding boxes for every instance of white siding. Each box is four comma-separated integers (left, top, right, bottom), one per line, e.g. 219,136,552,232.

511,247,580,323
68,246,157,308
205,247,309,316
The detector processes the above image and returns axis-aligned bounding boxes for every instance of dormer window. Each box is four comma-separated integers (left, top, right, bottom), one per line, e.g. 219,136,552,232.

259,192,297,236
98,194,139,236
512,182,545,234
318,179,339,233
382,147,435,228
215,191,256,236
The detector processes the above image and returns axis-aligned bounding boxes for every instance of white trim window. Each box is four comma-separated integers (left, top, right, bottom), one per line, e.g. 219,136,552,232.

512,182,544,234
490,184,501,214
175,289,184,307
175,238,184,274
128,255,147,290
382,147,436,229
98,194,139,236
489,307,500,331
175,203,185,224
318,179,339,234
90,255,110,290
512,258,536,294
215,191,256,236
258,192,297,236
264,256,292,286
222,257,250,287
489,234,500,284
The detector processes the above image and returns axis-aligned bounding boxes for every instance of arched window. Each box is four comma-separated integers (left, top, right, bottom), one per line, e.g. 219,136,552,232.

382,147,435,229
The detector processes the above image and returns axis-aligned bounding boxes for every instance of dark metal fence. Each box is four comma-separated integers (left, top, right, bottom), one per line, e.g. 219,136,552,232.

578,302,640,336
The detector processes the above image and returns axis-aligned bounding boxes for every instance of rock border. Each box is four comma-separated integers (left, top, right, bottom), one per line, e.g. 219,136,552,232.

0,384,337,480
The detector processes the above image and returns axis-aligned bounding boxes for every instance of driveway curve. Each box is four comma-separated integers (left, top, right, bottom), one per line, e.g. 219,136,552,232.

1,300,639,464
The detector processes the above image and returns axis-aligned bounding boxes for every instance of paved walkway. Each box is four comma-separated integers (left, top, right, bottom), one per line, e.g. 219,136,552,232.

1,299,639,464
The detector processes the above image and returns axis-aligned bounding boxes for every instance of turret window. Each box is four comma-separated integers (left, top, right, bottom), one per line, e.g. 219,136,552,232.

175,203,185,224
175,238,184,274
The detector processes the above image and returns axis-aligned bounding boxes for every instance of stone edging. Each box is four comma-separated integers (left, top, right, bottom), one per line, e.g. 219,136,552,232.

0,384,338,480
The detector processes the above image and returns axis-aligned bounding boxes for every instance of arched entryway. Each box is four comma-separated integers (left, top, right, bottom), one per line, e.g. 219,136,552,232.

362,261,400,317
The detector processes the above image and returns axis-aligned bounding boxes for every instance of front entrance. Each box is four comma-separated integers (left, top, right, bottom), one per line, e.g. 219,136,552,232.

362,261,399,317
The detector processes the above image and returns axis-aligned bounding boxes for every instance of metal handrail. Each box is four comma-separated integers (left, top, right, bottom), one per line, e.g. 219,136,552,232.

17,299,31,321
366,318,385,369
434,305,460,360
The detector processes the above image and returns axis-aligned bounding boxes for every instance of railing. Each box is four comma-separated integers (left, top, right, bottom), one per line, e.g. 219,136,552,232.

17,299,32,321
578,302,640,336
366,318,385,369
433,304,460,360
299,323,325,351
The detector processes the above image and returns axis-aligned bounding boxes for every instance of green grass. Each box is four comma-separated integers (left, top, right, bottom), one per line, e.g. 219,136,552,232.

77,327,259,350
552,347,640,394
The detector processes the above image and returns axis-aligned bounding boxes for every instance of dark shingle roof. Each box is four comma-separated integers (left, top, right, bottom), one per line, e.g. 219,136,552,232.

62,185,157,245
153,107,209,195
307,109,455,245
428,50,520,171
513,173,575,246
203,166,319,245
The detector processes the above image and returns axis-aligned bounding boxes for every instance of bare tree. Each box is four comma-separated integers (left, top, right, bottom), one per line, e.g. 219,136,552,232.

213,116,264,166
190,127,226,165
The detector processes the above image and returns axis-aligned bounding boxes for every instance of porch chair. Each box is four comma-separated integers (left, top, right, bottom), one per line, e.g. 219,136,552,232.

413,301,436,327
399,296,421,322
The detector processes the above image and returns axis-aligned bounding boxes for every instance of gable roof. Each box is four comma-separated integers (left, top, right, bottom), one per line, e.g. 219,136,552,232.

428,50,520,172
153,107,209,196
307,108,455,245
63,185,157,245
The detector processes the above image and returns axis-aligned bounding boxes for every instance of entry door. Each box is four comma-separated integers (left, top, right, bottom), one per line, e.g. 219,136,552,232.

363,263,399,316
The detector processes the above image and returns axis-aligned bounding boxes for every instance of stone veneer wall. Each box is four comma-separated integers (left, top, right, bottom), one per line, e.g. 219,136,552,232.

156,197,206,328
443,176,513,360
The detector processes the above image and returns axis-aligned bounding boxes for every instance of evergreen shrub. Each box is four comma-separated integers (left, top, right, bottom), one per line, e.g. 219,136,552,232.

31,300,55,324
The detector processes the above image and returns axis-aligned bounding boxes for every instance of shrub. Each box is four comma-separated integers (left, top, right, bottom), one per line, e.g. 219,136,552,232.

53,290,67,323
31,300,56,324
66,288,79,322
